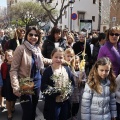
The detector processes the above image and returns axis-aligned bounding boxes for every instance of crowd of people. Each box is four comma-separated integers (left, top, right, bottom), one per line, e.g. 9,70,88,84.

0,25,120,120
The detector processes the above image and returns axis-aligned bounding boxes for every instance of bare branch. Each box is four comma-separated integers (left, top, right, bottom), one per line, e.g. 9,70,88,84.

41,2,56,22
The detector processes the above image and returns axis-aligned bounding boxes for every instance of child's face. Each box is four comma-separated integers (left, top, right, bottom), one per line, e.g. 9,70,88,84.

64,53,73,62
97,64,110,80
67,37,73,44
6,52,13,62
75,59,80,70
52,51,64,66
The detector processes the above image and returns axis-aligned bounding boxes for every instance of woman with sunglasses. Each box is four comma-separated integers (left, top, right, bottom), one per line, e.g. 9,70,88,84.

98,26,120,77
9,27,44,120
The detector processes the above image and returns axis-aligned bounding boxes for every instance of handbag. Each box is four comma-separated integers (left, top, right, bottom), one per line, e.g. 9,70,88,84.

19,77,34,95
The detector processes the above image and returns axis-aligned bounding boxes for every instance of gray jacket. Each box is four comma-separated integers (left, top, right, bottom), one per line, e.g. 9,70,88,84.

81,80,117,120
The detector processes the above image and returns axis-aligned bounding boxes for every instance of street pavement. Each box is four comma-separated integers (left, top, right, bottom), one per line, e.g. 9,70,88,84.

0,99,45,120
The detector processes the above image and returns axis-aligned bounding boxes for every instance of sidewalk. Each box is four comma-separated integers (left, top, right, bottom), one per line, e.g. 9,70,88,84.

0,99,45,120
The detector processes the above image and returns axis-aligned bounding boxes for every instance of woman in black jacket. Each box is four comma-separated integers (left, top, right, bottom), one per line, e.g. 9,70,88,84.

42,27,67,59
8,28,25,51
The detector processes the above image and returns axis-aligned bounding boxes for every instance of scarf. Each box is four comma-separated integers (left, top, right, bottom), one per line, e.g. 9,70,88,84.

24,41,44,70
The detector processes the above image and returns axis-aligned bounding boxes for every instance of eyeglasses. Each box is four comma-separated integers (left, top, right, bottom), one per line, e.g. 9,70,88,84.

28,33,38,37
110,33,120,36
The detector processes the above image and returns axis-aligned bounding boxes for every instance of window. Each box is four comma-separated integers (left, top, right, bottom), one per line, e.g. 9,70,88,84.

93,0,96,4
92,16,95,22
79,12,85,20
78,11,85,25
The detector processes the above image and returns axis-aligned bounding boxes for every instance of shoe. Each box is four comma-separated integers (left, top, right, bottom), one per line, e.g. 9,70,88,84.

1,106,5,111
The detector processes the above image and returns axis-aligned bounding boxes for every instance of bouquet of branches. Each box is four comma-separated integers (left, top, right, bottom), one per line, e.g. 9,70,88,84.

43,72,72,102
19,77,34,95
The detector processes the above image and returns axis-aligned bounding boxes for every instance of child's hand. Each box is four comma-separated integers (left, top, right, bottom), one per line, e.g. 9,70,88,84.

111,118,116,120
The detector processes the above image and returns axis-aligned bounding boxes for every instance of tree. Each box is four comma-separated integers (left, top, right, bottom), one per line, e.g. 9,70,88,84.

110,0,120,26
39,0,75,26
10,1,56,29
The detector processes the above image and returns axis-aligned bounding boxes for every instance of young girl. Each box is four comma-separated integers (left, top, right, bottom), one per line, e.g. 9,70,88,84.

1,50,17,120
71,56,86,120
66,34,75,48
41,47,74,120
81,57,117,120
64,48,75,70
64,48,86,120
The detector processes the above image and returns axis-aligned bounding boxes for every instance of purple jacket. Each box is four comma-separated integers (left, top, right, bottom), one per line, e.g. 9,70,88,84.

98,41,120,76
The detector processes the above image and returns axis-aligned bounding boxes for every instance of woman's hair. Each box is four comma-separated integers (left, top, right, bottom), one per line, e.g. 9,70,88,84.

106,26,120,41
64,48,75,55
91,37,98,45
50,27,62,38
24,27,40,45
67,34,75,43
88,57,116,94
4,49,13,62
64,48,75,69
51,47,64,58
14,28,25,40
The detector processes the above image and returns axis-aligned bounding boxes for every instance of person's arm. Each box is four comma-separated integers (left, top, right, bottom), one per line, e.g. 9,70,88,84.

115,75,120,99
81,83,92,120
41,68,61,98
10,46,24,96
97,46,106,59
110,92,117,119
42,40,48,58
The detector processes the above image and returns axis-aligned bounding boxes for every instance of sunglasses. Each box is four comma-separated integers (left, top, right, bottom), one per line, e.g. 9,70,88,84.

110,33,120,36
28,33,38,37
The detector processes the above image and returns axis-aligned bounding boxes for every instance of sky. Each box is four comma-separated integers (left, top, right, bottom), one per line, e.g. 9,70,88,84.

0,0,7,7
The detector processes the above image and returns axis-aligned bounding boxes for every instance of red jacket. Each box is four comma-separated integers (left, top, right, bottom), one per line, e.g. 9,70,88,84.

1,62,8,80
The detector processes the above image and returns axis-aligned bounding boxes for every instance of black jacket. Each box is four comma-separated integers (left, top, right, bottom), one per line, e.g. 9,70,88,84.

8,38,23,51
72,41,91,63
92,42,101,63
42,35,66,58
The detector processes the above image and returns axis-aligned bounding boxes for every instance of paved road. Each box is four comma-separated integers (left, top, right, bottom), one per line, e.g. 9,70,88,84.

0,99,45,120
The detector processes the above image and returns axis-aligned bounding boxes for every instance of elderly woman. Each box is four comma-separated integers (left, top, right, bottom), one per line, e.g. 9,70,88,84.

42,27,67,59
98,26,120,77
10,27,44,120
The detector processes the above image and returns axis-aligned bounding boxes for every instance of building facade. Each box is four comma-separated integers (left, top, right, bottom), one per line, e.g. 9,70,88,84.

110,0,120,27
7,0,111,32
46,0,110,32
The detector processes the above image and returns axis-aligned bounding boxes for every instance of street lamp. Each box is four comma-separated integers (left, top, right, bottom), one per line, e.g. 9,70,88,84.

98,0,101,32
69,0,74,31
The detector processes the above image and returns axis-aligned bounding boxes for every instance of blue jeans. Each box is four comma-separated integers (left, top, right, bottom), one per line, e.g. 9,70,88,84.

55,100,69,120
20,87,40,120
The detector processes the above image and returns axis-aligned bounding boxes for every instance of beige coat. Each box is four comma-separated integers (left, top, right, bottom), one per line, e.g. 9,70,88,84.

10,44,43,93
